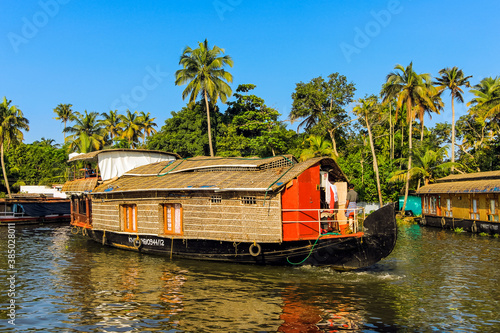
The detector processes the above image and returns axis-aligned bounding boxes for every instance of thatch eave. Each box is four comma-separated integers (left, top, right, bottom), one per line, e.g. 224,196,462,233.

417,179,500,195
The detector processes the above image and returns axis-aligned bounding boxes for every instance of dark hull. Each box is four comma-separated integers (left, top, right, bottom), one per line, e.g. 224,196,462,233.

0,214,70,226
419,215,500,234
84,204,397,270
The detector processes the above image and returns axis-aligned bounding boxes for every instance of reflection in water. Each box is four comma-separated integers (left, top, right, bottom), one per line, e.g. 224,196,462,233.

0,223,499,332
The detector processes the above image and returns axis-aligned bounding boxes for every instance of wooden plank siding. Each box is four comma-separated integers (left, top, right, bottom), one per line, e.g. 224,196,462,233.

91,191,283,243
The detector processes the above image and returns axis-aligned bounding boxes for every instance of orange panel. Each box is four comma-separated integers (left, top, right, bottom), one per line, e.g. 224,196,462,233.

282,164,321,241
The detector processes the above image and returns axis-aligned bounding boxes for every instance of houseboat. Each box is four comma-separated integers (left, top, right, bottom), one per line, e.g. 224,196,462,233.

0,196,70,225
417,171,500,234
63,151,397,270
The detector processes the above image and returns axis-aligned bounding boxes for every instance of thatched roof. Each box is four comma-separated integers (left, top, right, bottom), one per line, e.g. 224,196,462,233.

92,155,346,195
68,149,180,162
417,170,500,194
436,170,500,183
417,179,500,194
62,177,99,193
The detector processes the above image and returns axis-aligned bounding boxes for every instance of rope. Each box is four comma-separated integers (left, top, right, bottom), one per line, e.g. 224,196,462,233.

157,159,186,177
286,232,341,265
170,237,174,259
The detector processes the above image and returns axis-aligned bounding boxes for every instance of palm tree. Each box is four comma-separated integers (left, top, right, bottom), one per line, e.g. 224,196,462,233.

390,145,455,187
415,83,443,141
434,67,472,168
467,76,500,120
0,97,29,198
119,110,143,148
175,39,234,157
37,137,60,148
99,110,122,142
381,62,437,213
64,110,104,153
138,111,158,144
353,96,384,207
299,135,335,161
53,103,74,141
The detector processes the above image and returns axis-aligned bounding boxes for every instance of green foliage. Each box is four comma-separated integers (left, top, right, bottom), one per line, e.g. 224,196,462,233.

6,142,69,185
289,73,356,157
175,39,233,157
64,110,104,153
147,102,221,157
453,227,465,233
456,113,500,172
299,135,335,161
218,84,297,157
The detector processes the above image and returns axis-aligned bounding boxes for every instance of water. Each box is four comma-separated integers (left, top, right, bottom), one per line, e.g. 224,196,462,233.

1,223,499,332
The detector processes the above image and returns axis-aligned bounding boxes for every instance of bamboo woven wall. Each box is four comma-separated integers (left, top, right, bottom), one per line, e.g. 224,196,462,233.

91,191,283,243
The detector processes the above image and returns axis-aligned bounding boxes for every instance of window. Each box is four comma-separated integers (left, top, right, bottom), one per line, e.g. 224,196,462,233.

430,196,437,214
241,196,257,205
210,195,222,204
423,196,429,214
489,199,499,222
163,204,183,234
121,204,137,232
445,198,452,217
470,198,479,220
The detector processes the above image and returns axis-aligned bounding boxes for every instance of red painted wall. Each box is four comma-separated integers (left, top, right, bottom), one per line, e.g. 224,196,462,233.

282,164,321,241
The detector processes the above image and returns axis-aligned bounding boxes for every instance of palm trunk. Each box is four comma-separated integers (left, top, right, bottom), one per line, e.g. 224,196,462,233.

389,104,394,160
401,103,413,214
204,90,214,157
365,114,383,207
64,120,67,141
451,97,455,173
1,142,11,198
420,120,424,142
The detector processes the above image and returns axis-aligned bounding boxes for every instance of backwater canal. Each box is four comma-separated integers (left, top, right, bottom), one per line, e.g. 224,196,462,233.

0,222,499,332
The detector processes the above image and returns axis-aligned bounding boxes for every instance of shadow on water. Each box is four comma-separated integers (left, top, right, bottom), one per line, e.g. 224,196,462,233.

0,223,499,332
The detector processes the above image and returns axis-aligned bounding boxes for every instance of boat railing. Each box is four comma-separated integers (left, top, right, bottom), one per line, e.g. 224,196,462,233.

68,168,98,181
281,207,365,234
0,211,27,217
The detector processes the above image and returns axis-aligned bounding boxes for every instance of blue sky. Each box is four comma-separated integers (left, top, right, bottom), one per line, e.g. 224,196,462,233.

1,0,499,144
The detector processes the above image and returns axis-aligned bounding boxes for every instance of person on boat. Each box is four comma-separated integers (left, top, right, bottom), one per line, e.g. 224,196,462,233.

345,184,358,230
84,164,96,178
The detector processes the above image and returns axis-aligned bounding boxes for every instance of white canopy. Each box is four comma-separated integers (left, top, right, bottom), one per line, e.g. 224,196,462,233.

97,150,176,181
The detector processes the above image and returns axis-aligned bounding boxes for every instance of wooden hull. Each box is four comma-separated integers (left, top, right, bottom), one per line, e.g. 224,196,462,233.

419,215,500,234
80,204,397,270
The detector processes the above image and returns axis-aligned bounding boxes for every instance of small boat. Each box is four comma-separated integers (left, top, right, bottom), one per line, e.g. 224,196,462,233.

0,196,70,225
64,150,397,270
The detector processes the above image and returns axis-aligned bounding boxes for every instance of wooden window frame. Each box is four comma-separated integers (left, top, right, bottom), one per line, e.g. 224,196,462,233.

210,195,222,204
430,196,437,215
488,197,499,222
445,198,452,217
121,204,137,232
470,198,479,220
163,203,183,235
241,196,257,205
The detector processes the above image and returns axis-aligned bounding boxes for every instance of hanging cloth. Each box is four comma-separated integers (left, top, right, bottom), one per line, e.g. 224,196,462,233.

325,180,338,213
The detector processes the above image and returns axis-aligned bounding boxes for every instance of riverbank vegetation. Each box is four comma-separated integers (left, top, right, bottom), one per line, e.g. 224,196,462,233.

2,41,499,205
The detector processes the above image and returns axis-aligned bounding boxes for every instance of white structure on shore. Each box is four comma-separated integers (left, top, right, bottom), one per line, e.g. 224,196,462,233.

20,185,67,199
